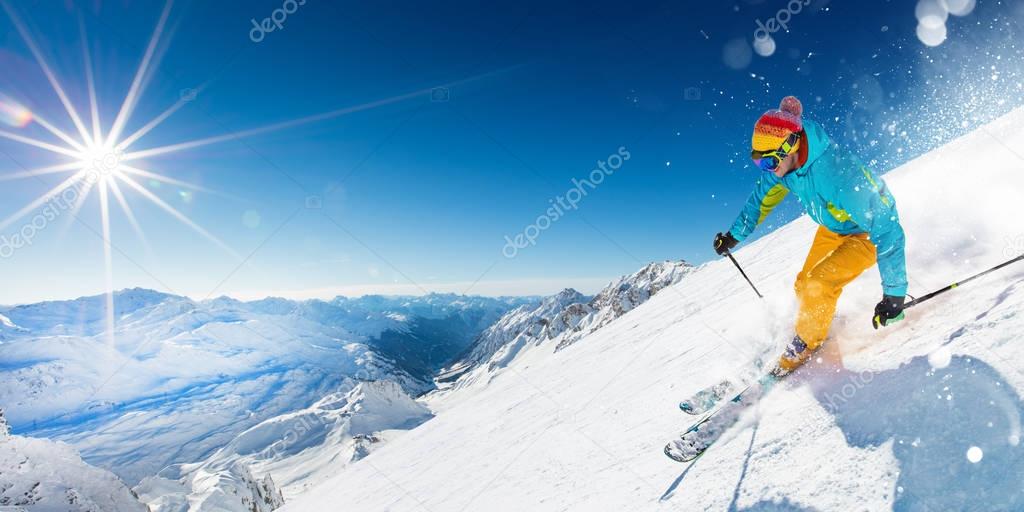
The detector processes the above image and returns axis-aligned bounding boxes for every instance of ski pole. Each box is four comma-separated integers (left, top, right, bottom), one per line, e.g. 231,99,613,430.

905,253,1024,309
724,250,764,299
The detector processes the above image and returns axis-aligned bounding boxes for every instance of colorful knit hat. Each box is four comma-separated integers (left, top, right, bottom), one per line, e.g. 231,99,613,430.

751,96,803,152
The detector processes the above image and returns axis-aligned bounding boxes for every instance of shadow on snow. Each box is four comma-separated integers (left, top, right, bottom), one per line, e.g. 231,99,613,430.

808,354,1024,511
661,354,1024,511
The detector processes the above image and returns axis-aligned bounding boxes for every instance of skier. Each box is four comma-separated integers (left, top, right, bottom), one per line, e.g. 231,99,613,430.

713,96,909,376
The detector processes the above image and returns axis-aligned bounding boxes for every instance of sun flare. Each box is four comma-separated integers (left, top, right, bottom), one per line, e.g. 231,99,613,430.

77,141,124,183
0,0,477,347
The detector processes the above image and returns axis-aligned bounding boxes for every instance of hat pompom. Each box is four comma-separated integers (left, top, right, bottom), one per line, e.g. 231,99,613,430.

779,96,802,117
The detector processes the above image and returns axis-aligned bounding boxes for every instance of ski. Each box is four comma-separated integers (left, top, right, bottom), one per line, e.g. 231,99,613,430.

678,354,770,415
678,379,737,415
664,371,782,463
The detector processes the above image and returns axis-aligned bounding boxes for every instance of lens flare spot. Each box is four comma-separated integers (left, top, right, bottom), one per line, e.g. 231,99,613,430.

242,210,262,229
916,23,948,47
0,94,33,128
916,0,949,29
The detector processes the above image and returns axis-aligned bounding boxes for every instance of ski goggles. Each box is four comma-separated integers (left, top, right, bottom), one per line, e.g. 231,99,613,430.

751,131,800,172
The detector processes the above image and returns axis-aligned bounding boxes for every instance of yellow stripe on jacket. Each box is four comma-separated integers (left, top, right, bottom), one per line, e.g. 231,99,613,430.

757,183,789,225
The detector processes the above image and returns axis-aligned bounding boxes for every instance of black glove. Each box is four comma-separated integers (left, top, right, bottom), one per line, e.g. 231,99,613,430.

873,295,906,329
713,232,739,256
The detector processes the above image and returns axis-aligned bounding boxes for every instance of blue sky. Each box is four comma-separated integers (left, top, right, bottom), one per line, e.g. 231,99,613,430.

0,0,1022,304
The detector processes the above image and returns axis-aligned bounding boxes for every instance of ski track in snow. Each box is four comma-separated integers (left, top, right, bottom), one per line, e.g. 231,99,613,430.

282,108,1024,511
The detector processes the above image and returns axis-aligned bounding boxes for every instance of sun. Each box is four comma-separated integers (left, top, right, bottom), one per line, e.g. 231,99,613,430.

0,1,232,347
78,141,125,183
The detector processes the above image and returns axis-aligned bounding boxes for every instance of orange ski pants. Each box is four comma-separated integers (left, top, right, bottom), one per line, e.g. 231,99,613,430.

780,225,877,371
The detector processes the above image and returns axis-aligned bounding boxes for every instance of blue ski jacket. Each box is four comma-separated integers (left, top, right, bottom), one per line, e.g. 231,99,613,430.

729,119,908,297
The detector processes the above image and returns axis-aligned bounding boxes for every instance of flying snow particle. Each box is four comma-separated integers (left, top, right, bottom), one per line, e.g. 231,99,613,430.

966,446,983,463
1010,435,1020,446
916,23,947,47
915,0,949,29
753,35,776,57
928,347,952,369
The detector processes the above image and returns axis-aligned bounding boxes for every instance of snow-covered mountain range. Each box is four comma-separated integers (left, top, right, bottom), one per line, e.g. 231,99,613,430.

0,291,530,485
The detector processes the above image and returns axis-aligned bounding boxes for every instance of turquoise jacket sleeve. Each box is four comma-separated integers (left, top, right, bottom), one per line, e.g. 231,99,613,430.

729,173,789,242
836,168,909,297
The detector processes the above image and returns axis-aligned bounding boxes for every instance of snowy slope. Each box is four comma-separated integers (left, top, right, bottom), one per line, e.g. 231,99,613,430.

436,261,692,397
135,379,432,509
282,108,1024,511
0,409,148,511
0,292,524,484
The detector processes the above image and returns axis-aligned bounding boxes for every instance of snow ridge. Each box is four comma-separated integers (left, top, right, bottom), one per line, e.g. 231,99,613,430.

0,408,148,511
437,260,692,392
554,260,695,352
135,380,431,509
